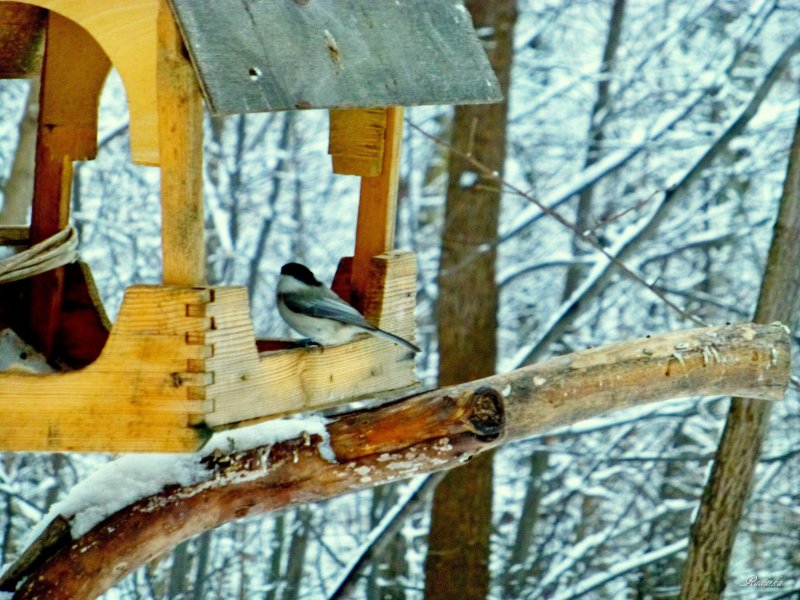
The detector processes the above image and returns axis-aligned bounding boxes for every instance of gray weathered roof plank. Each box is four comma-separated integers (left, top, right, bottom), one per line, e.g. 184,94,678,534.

168,0,502,114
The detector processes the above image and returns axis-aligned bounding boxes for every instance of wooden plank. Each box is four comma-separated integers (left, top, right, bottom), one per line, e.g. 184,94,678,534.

0,265,417,448
351,107,403,309
157,0,205,286
27,12,110,358
167,0,502,114
204,252,419,428
329,108,386,176
333,252,416,328
5,0,161,165
0,286,213,452
0,4,45,78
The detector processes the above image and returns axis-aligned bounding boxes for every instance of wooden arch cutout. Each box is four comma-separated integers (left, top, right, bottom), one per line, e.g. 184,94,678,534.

6,0,161,165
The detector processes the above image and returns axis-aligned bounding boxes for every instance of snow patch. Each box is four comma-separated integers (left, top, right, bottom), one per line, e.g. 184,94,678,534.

459,170,479,188
26,416,330,542
388,461,420,472
433,438,452,452
0,329,54,374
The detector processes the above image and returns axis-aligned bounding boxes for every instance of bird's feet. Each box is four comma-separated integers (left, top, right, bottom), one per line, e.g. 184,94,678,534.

291,338,323,350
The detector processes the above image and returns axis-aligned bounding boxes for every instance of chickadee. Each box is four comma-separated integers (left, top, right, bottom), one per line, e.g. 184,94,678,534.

277,262,421,353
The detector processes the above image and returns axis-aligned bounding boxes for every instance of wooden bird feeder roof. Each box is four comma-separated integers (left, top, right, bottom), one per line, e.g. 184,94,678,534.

169,0,502,114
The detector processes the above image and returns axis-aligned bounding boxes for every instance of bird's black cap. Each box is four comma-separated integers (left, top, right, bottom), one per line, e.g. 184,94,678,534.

280,262,321,286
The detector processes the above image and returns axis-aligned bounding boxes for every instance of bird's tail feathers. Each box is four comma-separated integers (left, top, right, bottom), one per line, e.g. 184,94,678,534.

371,327,421,353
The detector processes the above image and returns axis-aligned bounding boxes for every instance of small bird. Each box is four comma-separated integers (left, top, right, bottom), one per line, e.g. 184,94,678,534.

277,262,421,353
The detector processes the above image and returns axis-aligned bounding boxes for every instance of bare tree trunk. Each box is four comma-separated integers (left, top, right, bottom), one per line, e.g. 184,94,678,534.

0,80,38,225
167,540,190,598
423,2,516,599
327,474,444,600
247,113,294,298
507,5,627,590
632,418,696,599
503,448,549,597
191,531,212,600
264,514,284,600
520,32,800,366
366,484,407,600
205,115,226,285
220,115,247,284
680,105,800,597
283,508,310,600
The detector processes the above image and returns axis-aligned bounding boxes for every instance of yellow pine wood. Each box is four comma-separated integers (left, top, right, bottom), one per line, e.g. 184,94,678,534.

3,0,161,165
351,107,404,303
157,0,205,286
359,251,416,334
0,3,45,78
0,227,29,245
28,13,109,356
0,286,212,452
329,108,387,176
203,253,419,427
205,336,418,427
34,12,109,159
0,255,418,448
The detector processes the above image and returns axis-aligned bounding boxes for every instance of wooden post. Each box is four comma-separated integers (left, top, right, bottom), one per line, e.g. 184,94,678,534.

352,106,403,306
329,106,403,309
157,0,205,286
28,11,110,357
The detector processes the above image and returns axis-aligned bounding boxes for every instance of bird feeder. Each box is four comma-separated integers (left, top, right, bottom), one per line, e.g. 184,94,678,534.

0,0,501,452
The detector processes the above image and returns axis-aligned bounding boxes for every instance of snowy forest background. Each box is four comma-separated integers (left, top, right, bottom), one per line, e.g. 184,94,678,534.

1,0,800,597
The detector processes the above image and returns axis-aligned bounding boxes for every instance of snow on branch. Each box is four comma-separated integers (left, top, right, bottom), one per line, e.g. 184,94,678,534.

1,323,790,598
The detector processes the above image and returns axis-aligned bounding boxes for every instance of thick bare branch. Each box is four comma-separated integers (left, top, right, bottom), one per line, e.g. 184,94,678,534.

5,323,789,599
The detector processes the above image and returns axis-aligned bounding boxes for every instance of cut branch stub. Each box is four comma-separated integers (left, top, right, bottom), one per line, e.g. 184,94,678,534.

467,386,505,440
327,383,504,462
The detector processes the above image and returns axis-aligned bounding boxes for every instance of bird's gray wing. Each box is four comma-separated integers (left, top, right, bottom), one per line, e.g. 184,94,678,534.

282,295,376,330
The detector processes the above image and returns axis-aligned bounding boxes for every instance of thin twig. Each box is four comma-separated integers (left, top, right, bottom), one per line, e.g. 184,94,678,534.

408,120,703,325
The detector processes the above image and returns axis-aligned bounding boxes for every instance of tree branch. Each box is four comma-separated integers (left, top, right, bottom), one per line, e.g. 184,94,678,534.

512,31,800,365
2,323,790,599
